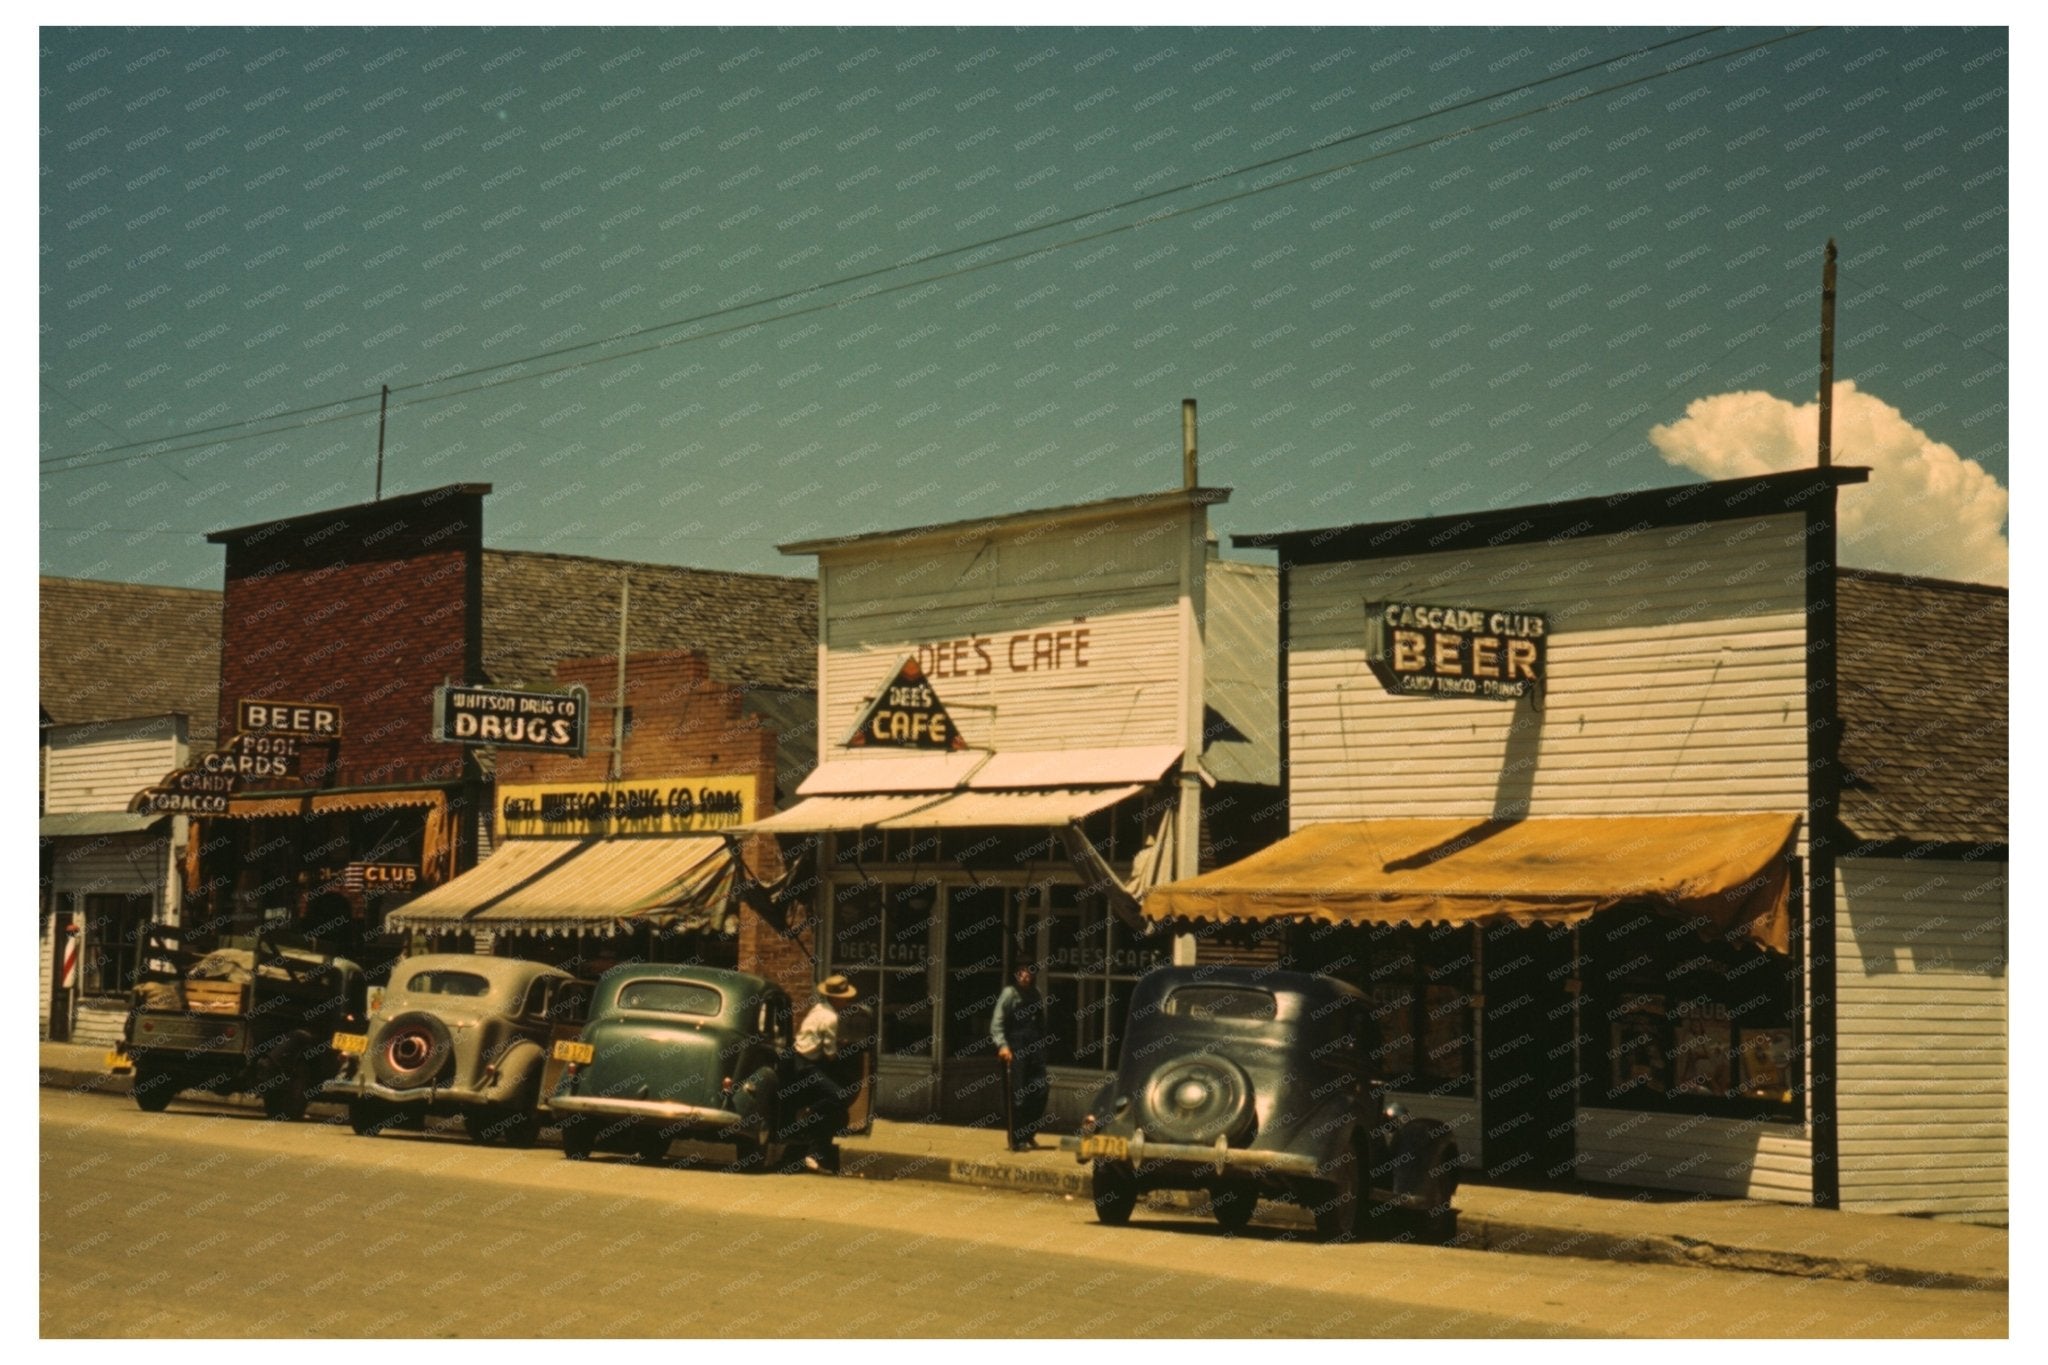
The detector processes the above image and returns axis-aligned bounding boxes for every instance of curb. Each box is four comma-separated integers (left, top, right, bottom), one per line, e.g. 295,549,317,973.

39,1067,2006,1293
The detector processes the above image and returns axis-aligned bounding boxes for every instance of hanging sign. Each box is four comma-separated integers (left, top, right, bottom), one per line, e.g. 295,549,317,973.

434,684,588,755
842,656,967,750
236,699,343,736
1365,601,1548,701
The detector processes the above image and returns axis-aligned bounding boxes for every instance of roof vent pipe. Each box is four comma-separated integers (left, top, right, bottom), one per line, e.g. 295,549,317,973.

1182,398,1197,489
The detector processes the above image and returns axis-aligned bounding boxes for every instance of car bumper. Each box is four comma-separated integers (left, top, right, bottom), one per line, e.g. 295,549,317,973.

321,1077,501,1107
1060,1130,1323,1180
547,1094,755,1135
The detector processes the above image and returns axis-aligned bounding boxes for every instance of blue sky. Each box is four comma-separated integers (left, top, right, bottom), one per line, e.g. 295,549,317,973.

38,23,2010,587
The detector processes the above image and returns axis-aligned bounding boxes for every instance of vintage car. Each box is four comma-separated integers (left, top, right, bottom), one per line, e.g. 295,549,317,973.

1062,965,1463,1243
548,964,872,1168
323,954,591,1146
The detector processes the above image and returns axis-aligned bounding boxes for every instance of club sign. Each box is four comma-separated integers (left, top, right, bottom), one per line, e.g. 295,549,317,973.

1365,601,1548,701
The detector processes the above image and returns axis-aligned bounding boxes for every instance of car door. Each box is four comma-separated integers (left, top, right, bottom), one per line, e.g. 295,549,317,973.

837,1000,877,1136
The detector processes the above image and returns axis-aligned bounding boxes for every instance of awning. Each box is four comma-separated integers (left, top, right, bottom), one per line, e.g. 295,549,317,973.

796,744,1181,796
385,836,736,936
217,789,447,818
1144,813,1801,953
741,786,1143,834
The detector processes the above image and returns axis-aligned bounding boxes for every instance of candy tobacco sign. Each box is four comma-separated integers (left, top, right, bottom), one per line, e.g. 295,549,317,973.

1365,601,1548,702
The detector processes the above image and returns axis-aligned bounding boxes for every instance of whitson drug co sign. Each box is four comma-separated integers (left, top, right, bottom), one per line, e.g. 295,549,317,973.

1365,601,1548,702
433,684,589,755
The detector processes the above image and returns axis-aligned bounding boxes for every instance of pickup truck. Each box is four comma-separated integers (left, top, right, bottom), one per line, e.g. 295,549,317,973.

115,923,366,1120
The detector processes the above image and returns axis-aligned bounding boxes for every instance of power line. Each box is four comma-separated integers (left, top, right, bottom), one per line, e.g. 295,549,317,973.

45,28,1818,478
45,28,1724,471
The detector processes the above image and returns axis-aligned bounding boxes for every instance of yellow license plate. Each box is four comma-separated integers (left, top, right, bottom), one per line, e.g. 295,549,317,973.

105,1050,132,1073
552,1039,594,1064
332,1032,367,1055
1078,1135,1129,1161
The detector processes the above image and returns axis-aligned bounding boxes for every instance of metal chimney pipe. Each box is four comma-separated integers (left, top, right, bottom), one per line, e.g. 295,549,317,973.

1182,398,1198,488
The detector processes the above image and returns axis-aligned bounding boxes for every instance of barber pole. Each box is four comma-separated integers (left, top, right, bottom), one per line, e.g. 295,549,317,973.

60,925,80,990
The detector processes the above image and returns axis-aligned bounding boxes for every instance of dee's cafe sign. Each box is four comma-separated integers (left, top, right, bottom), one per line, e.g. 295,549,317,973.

1366,601,1548,701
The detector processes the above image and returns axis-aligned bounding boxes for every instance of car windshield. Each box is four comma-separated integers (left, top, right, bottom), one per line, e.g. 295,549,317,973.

405,969,492,997
615,979,722,1017
1162,986,1277,1022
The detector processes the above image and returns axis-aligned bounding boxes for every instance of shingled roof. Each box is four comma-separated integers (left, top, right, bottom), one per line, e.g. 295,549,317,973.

481,551,817,693
1836,569,2007,847
40,577,222,740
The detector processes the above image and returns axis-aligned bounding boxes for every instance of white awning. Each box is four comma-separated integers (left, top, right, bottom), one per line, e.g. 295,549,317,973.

796,744,1181,797
741,785,1143,833
387,837,735,935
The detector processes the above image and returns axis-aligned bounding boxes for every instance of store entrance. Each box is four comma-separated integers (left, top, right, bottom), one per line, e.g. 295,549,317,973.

934,882,1013,1127
1477,921,1578,1185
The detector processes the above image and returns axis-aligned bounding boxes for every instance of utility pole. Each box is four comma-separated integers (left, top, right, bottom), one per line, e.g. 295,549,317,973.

375,384,389,499
1817,239,1837,468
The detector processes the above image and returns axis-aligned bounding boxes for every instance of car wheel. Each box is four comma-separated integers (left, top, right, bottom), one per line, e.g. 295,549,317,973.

500,1108,541,1150
560,1116,595,1161
462,1110,501,1145
261,1057,311,1122
1210,1180,1258,1234
348,1099,387,1136
131,1064,177,1113
1416,1135,1461,1245
635,1133,669,1164
733,1133,783,1172
1311,1146,1359,1243
370,1012,453,1091
1091,1160,1137,1227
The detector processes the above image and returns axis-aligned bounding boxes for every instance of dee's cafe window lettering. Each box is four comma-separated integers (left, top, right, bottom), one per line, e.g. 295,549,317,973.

1037,884,1168,1071
828,880,935,1058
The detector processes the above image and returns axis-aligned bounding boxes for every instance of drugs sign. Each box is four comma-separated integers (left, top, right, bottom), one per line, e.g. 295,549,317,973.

434,684,588,755
1365,601,1548,701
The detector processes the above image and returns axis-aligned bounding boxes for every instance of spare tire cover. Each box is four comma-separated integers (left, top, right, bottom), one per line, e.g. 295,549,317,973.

371,1011,453,1090
1141,1055,1254,1144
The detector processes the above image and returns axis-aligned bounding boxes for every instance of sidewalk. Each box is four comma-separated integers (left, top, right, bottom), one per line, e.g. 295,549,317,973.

43,1042,2005,1293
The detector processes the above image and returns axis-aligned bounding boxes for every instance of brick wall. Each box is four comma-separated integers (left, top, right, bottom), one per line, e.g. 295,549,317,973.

215,488,484,789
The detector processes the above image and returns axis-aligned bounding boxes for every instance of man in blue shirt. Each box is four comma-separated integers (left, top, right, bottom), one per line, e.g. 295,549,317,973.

992,964,1049,1151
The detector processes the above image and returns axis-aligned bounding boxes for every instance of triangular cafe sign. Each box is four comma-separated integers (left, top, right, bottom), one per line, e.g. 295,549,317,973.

843,656,967,751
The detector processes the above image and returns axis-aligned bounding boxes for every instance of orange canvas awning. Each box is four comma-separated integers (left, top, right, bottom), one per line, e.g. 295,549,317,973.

1144,813,1800,952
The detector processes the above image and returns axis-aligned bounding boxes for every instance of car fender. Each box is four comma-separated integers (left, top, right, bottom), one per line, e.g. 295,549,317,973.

483,1039,546,1107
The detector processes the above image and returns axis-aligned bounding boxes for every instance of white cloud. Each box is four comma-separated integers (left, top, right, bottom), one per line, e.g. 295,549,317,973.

1648,381,2008,586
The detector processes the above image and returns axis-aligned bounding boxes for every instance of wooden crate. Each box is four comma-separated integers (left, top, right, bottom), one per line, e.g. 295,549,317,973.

184,980,246,1016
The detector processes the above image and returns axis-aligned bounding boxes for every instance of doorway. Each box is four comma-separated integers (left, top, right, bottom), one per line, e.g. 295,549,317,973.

1477,921,1579,1185
934,882,1014,1126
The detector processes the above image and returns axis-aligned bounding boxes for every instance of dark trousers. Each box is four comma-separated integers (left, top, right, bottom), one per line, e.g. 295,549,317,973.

1008,1052,1048,1145
786,1057,847,1159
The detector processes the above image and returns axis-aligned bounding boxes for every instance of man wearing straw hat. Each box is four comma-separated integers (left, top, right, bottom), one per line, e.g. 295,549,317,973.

789,973,859,1172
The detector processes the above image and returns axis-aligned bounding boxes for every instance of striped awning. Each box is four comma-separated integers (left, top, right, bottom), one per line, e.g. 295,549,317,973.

385,837,735,936
217,789,447,818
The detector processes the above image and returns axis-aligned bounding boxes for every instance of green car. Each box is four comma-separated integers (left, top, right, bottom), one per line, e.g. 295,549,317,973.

548,964,873,1169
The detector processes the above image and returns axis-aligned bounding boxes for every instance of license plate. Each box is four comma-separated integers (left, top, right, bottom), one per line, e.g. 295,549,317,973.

1078,1135,1129,1161
332,1032,367,1055
105,1050,132,1073
552,1039,594,1065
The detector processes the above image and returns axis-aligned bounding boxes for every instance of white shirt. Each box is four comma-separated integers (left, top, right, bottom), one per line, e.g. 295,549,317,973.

795,1000,840,1061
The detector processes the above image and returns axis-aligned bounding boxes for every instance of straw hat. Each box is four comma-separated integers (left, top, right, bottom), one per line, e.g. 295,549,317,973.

817,973,858,1002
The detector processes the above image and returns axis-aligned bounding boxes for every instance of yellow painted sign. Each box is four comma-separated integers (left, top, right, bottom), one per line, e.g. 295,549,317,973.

497,775,756,839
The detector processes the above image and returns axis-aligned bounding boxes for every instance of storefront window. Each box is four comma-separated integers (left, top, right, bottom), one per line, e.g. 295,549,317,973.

829,879,934,1057
81,892,152,997
1038,885,1167,1070
1354,923,1477,1098
1583,908,1797,1117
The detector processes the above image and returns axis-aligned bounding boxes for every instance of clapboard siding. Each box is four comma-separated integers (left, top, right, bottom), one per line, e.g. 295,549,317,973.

816,504,1198,760
44,717,186,813
1576,1109,1813,1202
1285,514,1808,827
1836,858,2007,1221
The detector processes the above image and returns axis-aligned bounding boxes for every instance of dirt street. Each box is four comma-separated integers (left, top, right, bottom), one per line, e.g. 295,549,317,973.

39,1090,2006,1338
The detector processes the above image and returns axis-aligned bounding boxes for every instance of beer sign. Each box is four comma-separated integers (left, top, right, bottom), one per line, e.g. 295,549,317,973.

1365,601,1548,702
843,657,967,750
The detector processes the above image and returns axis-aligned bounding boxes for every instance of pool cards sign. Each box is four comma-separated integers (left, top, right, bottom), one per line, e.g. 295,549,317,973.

1365,601,1548,702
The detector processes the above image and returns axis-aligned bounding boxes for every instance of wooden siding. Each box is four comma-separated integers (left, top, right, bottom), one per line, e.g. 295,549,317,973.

818,506,1195,758
1576,1109,1814,1202
1836,858,2008,1221
1284,513,1810,825
43,717,185,814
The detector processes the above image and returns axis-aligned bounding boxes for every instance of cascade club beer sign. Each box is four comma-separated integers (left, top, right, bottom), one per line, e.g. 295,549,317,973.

1365,601,1548,701
843,657,967,750
433,684,588,755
